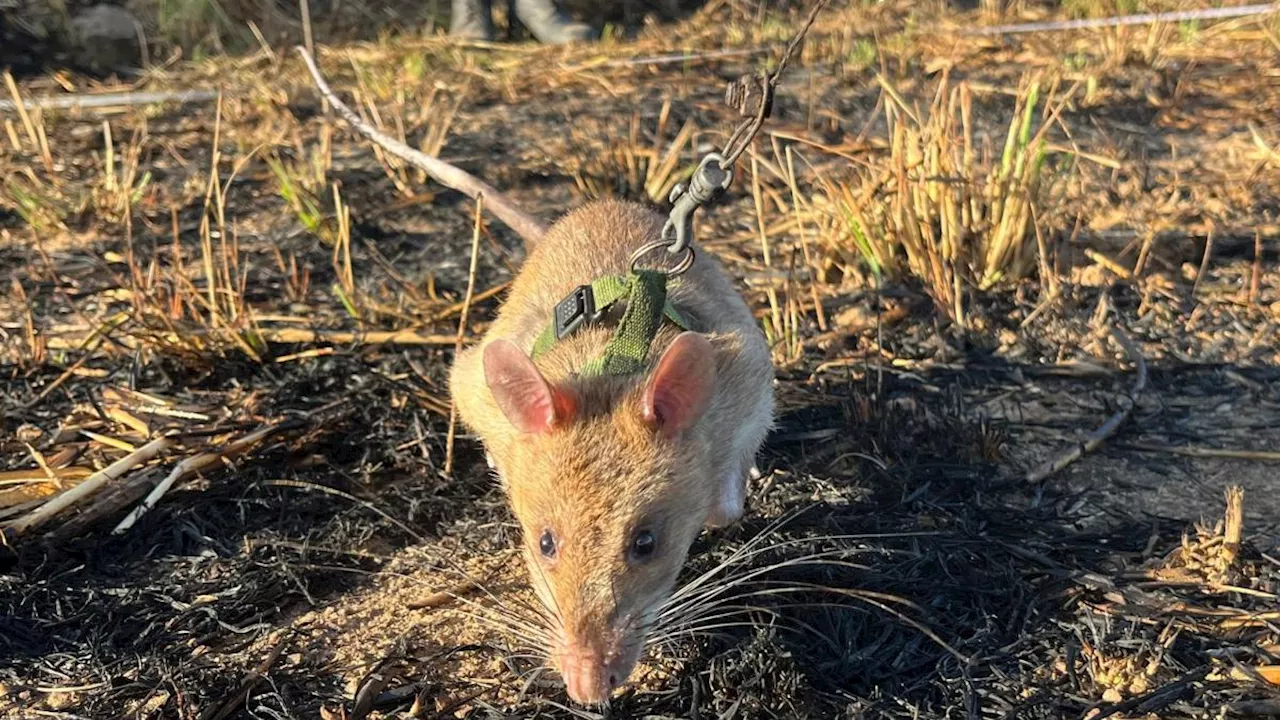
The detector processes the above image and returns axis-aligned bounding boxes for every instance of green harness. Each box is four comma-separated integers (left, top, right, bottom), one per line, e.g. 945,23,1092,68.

530,270,689,378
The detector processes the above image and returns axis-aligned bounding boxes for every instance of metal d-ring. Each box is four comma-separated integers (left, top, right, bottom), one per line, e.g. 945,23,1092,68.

629,239,695,277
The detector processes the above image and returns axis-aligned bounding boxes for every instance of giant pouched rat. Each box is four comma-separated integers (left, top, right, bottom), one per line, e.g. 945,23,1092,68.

299,49,774,705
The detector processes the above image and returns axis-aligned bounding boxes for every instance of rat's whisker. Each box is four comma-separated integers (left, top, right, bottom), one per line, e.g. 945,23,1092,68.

647,617,807,647
651,600,863,648
660,581,911,635
661,552,877,620
671,552,873,602
665,558,875,614
521,544,566,632
664,530,927,607
670,544,890,596
661,597,880,633
646,621,776,645
448,604,556,646
414,570,557,637
664,582,966,664
471,576,560,630
664,505,812,603
453,612,553,648
467,594,550,628
671,532,916,593
650,605,787,639
440,588,554,634
420,552,556,633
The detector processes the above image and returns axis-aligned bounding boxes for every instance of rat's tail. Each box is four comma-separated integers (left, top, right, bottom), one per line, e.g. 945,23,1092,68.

297,47,548,248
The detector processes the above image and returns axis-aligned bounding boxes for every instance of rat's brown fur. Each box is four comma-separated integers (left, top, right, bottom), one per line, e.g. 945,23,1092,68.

450,200,774,702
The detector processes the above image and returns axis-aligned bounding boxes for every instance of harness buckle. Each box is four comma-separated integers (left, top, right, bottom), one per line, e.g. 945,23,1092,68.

554,284,599,340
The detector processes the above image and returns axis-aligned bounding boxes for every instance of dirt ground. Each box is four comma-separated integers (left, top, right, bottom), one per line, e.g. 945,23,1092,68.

1,0,1279,718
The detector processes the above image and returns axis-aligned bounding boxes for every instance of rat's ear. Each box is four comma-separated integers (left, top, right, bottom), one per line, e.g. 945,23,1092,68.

483,340,575,434
643,332,716,438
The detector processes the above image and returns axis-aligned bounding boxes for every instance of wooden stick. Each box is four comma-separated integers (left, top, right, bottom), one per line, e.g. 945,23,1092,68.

43,467,164,542
1026,326,1147,483
112,423,282,534
5,435,174,535
296,46,548,247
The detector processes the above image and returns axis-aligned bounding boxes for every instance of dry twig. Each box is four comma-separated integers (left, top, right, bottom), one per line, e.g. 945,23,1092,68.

112,422,288,534
1026,326,1147,483
1121,443,1280,463
5,435,175,536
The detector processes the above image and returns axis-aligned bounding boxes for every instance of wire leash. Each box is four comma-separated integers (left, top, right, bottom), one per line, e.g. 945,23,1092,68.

642,0,1278,277
966,2,1277,36
648,0,832,274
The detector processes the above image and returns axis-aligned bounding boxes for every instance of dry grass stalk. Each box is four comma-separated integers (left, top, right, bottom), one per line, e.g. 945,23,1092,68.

94,120,153,225
815,72,1075,324
1084,249,1132,279
40,326,460,352
0,468,94,511
445,195,485,477
112,422,285,534
330,181,357,317
350,64,465,197
1151,486,1246,587
784,145,827,333
4,435,175,536
566,109,697,203
751,155,786,360
3,71,53,172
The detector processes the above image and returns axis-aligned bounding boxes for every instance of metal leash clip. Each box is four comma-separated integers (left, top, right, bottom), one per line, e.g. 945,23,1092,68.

652,0,827,275
660,152,733,260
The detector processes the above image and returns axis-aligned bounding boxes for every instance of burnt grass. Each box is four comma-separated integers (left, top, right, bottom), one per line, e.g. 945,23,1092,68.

3,343,1278,719
3,2,1280,718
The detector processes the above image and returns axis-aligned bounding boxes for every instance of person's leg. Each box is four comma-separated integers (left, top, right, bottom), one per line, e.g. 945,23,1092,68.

450,0,495,40
513,0,595,44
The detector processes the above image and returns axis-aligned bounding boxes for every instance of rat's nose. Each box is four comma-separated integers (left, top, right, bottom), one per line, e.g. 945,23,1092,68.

559,649,619,705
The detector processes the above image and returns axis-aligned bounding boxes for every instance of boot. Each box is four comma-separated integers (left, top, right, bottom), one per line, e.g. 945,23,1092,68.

450,0,495,40
512,0,595,44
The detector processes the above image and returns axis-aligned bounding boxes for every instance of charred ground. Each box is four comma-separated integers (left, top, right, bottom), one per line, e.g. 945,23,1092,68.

2,0,1279,717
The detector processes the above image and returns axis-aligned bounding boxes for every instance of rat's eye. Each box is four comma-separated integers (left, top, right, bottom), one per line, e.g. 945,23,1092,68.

538,529,557,559
629,530,656,561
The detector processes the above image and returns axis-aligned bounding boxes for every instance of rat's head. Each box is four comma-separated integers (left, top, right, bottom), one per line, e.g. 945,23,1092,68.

481,332,718,705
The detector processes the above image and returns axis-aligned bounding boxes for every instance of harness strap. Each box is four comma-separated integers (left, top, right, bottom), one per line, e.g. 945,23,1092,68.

530,270,689,377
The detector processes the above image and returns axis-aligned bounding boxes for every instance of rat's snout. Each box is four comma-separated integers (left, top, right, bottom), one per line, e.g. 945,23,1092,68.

554,634,639,705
